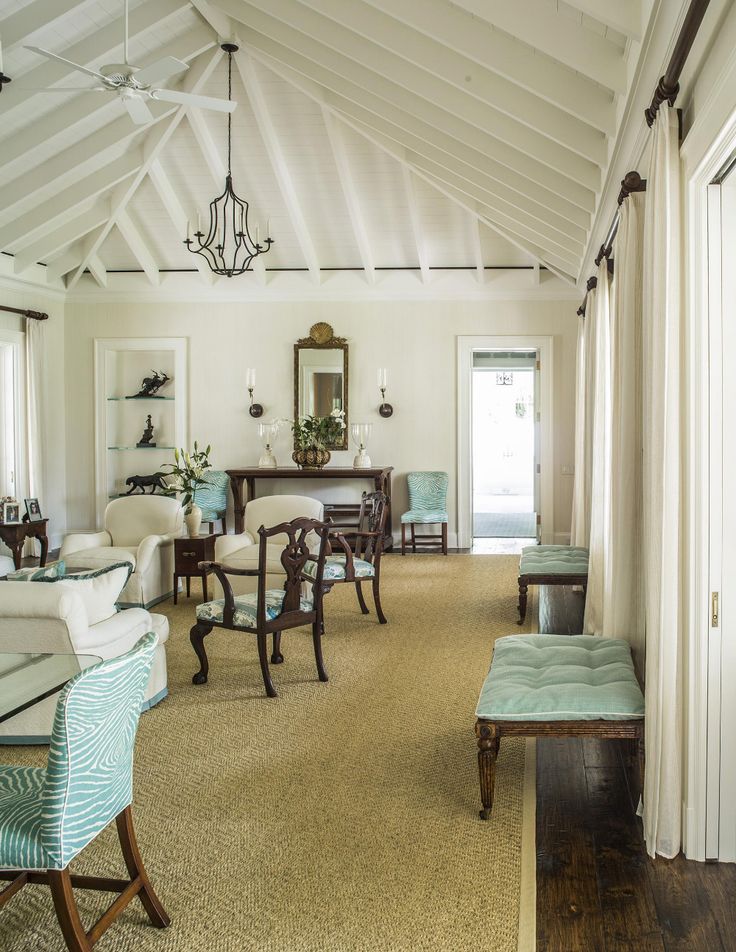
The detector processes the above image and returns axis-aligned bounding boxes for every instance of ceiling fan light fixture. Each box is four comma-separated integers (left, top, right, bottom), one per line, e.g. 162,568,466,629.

184,44,273,278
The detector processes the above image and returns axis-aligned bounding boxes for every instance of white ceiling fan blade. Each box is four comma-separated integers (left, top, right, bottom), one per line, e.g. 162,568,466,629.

133,56,188,88
24,46,107,81
150,88,236,113
121,92,154,125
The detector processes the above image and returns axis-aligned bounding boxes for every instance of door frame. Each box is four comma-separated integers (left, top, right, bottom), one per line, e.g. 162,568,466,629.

456,335,554,549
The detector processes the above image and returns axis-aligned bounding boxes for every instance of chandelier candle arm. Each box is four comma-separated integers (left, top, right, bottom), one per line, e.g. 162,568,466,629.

184,43,274,277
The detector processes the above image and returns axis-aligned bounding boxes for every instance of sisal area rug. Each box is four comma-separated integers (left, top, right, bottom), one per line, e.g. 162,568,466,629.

2,555,534,952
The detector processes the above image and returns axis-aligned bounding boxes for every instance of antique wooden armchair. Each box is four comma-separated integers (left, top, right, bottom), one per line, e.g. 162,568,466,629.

304,491,389,624
189,516,331,698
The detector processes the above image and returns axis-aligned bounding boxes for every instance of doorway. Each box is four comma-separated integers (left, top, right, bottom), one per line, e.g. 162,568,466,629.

471,351,538,543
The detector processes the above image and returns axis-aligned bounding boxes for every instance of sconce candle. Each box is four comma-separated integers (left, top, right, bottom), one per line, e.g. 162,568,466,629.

246,368,263,418
377,368,393,418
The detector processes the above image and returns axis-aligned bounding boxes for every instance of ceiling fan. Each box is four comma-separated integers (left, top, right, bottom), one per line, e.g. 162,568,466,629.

22,0,236,125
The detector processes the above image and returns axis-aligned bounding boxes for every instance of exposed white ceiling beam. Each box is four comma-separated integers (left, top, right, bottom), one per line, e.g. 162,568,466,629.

0,0,92,51
1,152,141,251
360,0,615,133
14,201,110,274
67,47,225,290
0,107,174,230
116,211,160,286
0,0,189,117
449,0,627,92
233,49,320,283
189,0,232,38
87,255,107,288
214,0,602,182
148,158,216,286
240,42,578,279
272,0,607,163
322,109,375,284
229,25,597,208
401,167,430,284
471,218,485,284
0,24,216,180
187,110,227,187
562,0,642,39
45,247,86,284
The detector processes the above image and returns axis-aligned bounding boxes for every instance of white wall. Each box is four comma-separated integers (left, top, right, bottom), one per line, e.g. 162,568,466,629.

0,281,67,548
63,296,578,544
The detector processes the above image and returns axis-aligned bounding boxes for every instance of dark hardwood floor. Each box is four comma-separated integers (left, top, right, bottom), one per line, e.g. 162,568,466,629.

535,586,736,952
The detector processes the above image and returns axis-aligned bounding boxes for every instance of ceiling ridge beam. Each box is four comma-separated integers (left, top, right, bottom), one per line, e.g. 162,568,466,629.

116,211,160,286
321,109,375,284
258,0,607,163
0,0,189,117
401,167,430,284
0,24,216,177
67,46,225,290
448,0,627,92
360,0,616,133
233,48,320,284
2,152,142,251
225,24,598,209
148,158,216,286
213,0,602,184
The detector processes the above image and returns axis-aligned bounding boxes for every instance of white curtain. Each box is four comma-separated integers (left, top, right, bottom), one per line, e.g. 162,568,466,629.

583,260,612,635
24,319,45,551
570,315,587,547
641,106,683,859
605,192,646,675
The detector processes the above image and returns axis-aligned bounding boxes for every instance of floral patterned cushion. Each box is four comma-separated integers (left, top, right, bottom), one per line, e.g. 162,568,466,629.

196,589,314,628
6,560,66,581
302,555,375,581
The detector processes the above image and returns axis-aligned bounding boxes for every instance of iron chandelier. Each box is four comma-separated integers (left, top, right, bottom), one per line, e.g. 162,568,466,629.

184,43,273,277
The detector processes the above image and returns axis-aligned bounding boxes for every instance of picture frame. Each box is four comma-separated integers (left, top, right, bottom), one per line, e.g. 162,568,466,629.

2,502,20,524
24,497,42,522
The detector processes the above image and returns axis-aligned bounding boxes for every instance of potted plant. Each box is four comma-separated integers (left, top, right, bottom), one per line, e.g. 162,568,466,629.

292,410,345,469
163,441,212,537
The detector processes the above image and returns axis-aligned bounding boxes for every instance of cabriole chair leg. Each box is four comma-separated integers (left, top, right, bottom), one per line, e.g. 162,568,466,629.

271,631,284,664
256,632,277,697
190,622,213,684
356,581,370,615
312,621,329,683
372,577,387,624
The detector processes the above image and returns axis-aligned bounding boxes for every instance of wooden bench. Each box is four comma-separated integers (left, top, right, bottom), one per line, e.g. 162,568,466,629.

517,545,589,624
474,634,644,820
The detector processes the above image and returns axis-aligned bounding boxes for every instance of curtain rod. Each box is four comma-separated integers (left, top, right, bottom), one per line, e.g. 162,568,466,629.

577,0,711,316
0,304,49,321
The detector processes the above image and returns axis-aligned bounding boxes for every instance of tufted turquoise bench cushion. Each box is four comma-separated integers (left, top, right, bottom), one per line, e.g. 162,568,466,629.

475,634,644,722
519,545,589,577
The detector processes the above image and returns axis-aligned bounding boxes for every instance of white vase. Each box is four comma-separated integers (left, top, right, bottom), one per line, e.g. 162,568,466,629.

186,503,202,538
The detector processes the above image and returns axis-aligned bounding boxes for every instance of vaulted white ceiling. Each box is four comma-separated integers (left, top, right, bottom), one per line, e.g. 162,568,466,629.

0,0,656,289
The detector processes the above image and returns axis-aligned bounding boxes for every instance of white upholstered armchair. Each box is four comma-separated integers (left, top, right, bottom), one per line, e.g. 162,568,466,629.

214,495,324,596
60,495,183,608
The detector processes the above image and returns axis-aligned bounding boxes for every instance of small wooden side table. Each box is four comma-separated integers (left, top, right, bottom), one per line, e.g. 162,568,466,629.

174,534,216,604
0,519,49,570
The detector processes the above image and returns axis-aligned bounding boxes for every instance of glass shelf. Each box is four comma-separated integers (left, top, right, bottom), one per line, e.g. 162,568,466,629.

107,446,175,451
107,396,175,402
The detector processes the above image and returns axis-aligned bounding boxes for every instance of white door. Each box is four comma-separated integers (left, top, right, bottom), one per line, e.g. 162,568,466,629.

706,173,736,860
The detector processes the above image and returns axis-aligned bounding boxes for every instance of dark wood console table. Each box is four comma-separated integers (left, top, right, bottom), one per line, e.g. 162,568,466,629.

226,467,394,551
0,519,49,570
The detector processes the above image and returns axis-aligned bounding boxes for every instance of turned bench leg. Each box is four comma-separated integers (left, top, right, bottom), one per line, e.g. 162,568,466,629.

517,579,528,625
476,722,500,820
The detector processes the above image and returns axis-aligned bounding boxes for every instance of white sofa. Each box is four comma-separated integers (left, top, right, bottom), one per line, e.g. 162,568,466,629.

60,495,183,608
0,580,168,743
214,495,324,596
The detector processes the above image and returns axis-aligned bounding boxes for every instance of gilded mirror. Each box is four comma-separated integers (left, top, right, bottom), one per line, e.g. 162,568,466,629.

294,323,348,450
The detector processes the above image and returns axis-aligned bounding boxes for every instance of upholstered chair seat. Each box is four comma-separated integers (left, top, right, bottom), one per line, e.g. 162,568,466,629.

60,495,183,608
196,590,314,628
303,555,376,580
400,508,448,525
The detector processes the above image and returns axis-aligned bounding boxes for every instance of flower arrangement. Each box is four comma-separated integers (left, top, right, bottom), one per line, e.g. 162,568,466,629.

163,441,211,512
292,409,346,450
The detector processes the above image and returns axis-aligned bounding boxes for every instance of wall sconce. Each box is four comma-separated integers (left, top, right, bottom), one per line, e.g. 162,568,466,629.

246,368,264,418
377,368,393,418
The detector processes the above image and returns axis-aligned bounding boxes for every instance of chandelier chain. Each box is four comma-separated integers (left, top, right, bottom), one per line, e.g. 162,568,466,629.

227,50,232,176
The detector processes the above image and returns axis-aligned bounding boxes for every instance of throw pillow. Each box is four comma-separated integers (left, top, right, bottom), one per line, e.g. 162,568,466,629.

41,561,133,626
6,560,66,581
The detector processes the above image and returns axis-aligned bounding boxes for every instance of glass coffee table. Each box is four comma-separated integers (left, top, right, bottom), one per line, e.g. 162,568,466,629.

0,652,101,724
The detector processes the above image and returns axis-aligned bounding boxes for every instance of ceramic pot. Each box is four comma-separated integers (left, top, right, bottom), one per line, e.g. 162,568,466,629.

292,447,331,470
185,502,203,538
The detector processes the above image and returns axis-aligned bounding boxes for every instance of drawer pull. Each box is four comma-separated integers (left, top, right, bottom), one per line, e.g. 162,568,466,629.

182,551,197,558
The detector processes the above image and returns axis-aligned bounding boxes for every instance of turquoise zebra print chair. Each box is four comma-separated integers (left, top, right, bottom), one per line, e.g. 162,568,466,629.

401,471,449,555
196,469,230,535
0,632,170,951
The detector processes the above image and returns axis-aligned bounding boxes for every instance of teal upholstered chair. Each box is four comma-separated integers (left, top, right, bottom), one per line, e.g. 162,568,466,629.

400,471,449,555
0,633,169,952
196,469,230,535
